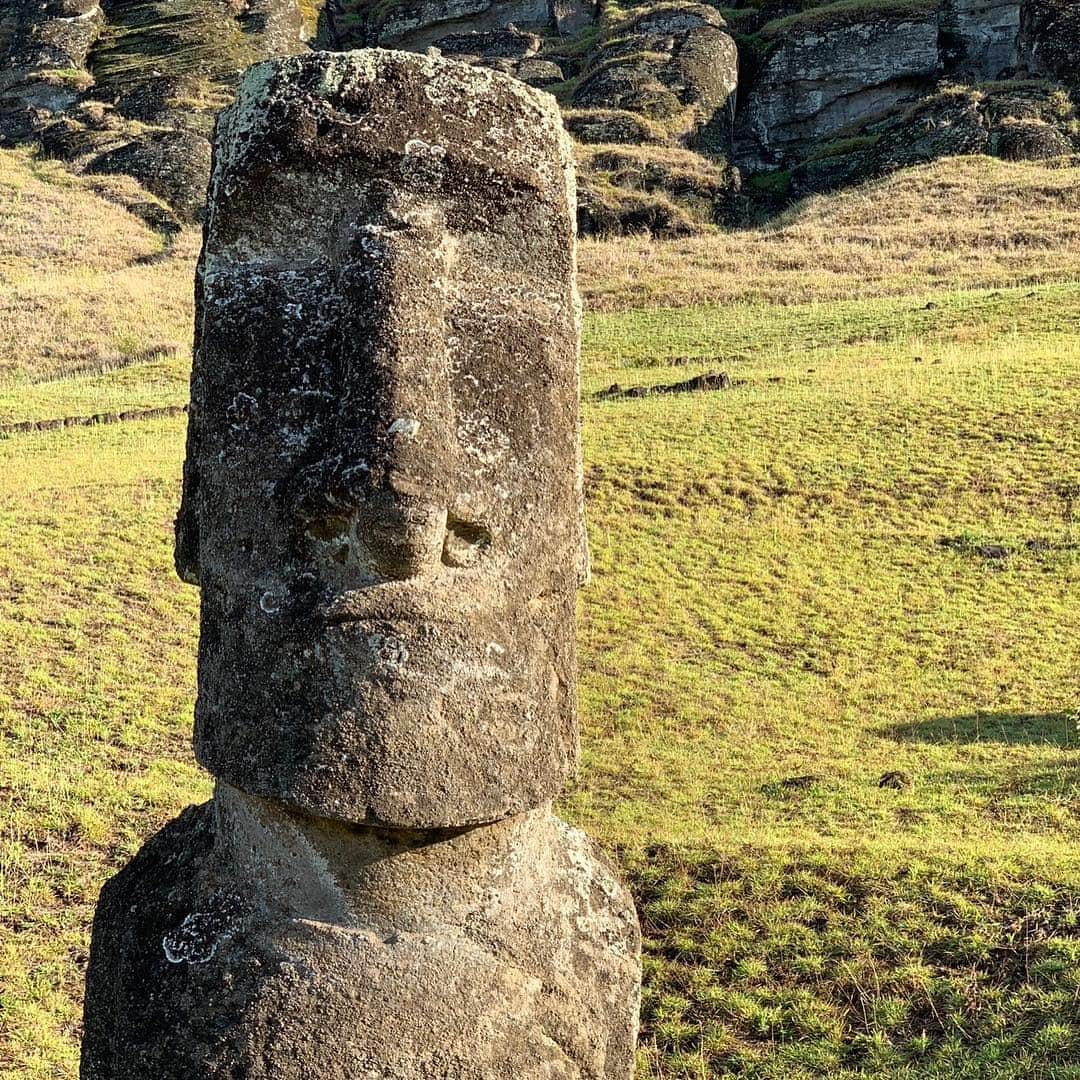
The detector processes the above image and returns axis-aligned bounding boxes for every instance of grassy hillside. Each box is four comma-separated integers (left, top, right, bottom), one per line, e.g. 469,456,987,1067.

0,150,197,388
2,148,1080,1079
581,156,1080,311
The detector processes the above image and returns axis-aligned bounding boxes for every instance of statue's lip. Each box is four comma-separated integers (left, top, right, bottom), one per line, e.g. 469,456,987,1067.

316,578,493,625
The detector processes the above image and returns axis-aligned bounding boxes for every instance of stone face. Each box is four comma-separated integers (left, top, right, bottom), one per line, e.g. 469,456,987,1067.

178,51,587,829
82,792,641,1079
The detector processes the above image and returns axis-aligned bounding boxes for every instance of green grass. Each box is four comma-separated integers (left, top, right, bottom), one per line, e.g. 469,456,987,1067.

0,354,190,425
0,421,204,1079
572,315,1080,857
632,848,1080,1079
2,150,1080,1078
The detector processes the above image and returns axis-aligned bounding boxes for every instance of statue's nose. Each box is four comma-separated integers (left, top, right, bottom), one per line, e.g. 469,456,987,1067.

339,199,455,582
354,469,449,582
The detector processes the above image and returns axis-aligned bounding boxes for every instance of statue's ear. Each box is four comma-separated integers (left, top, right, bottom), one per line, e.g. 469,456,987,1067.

175,405,201,586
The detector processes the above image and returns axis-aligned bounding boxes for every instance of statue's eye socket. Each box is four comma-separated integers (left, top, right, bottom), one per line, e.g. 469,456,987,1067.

442,516,492,569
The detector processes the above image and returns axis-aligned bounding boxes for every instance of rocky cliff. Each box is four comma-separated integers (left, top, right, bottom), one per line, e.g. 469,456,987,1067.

1,0,1076,234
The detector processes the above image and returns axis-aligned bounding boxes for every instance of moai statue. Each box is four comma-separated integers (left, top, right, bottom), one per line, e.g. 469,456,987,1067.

82,50,641,1079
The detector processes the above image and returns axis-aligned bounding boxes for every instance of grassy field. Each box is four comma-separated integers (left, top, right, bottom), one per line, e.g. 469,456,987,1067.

2,147,1080,1079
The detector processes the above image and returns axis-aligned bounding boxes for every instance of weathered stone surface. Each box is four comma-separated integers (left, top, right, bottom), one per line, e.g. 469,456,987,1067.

573,24,737,148
734,7,941,171
0,0,102,139
517,57,566,86
83,792,641,1079
628,1,726,33
86,129,213,219
669,25,738,152
552,0,595,34
941,0,1021,77
430,25,567,84
574,59,684,119
0,0,309,215
333,0,594,50
577,143,739,235
0,0,103,76
177,50,587,829
869,90,991,170
787,79,1076,197
434,25,543,58
997,116,1074,159
1021,0,1080,88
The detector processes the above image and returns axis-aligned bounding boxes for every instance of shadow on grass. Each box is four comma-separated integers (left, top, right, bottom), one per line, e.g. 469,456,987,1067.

886,711,1078,748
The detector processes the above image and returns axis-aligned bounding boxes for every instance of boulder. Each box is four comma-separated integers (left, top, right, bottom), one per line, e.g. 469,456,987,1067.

574,58,685,119
0,0,103,139
433,24,543,58
577,143,739,235
517,57,565,85
564,107,669,144
574,24,738,147
628,1,726,34
86,129,212,220
997,116,1074,158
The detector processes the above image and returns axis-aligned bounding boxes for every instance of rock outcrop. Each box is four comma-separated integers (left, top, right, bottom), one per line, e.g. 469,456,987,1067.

82,49,641,1079
788,79,1077,197
1,0,1076,263
940,0,1022,77
0,0,104,141
573,10,738,152
734,3,943,172
0,0,310,220
576,142,740,236
1020,0,1080,88
730,0,1077,177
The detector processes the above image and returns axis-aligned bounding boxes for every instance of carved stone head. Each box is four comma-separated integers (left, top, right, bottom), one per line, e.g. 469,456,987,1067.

176,51,586,828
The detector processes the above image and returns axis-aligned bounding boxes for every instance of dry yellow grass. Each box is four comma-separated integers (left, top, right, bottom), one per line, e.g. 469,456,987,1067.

580,156,1080,311
0,149,198,384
